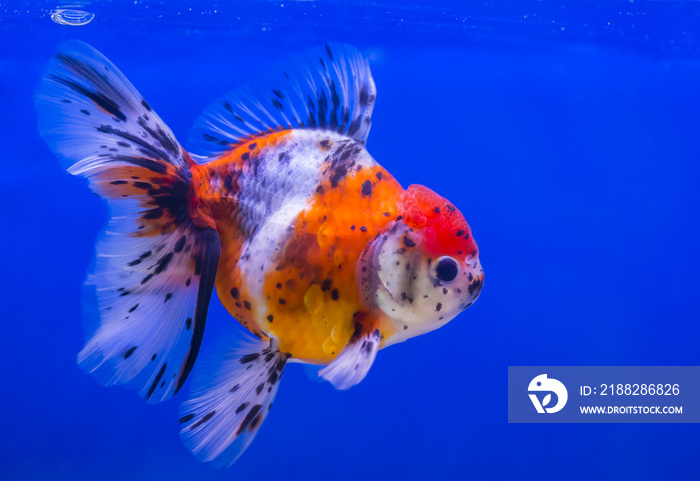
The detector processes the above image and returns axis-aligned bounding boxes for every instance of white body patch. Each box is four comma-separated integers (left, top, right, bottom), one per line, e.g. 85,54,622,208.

235,130,375,320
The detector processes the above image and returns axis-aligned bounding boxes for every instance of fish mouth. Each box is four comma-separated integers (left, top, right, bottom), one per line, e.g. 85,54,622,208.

459,267,484,310
467,274,484,297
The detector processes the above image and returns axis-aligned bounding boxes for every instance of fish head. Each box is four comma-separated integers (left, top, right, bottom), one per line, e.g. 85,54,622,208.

357,184,483,345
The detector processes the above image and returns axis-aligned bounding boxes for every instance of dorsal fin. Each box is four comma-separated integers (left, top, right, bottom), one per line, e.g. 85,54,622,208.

189,43,376,156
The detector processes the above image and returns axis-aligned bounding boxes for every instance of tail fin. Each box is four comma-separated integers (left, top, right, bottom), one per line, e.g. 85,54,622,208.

35,41,220,403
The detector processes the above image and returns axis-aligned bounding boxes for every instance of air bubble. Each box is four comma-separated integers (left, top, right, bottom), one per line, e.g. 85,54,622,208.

50,7,95,26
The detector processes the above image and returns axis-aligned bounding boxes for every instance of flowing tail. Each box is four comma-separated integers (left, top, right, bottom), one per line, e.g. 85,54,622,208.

35,41,220,403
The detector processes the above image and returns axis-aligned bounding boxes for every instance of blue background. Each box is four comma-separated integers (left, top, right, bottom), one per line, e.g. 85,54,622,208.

2,1,700,479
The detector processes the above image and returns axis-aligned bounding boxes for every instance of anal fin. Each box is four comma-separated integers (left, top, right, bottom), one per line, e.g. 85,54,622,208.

179,332,289,467
319,315,381,390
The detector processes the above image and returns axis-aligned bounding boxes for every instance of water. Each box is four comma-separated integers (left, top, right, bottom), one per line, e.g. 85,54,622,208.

2,1,700,479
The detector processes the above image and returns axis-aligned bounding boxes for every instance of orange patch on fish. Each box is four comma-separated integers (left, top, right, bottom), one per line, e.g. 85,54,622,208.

262,165,404,362
93,164,185,237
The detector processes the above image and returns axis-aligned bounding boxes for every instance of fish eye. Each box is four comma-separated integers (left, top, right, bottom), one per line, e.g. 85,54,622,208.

435,256,459,282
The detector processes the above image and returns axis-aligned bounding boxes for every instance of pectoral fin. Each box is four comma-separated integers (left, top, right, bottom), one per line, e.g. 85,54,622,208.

319,315,381,390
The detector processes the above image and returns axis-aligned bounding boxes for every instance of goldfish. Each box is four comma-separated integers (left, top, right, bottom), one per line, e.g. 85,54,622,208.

35,41,484,466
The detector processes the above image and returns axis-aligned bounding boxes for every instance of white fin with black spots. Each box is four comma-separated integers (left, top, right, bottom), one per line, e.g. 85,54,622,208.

189,43,376,155
35,41,220,403
35,40,187,175
179,332,289,467
319,318,381,390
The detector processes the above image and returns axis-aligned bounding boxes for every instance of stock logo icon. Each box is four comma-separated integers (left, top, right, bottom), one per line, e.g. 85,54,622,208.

528,374,568,413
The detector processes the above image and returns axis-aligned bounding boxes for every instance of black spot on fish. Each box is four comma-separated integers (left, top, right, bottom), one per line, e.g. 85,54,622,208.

278,298,287,305
361,180,372,197
321,279,332,292
436,303,442,312
174,235,187,253
123,346,137,359
237,404,262,436
241,152,250,161
223,174,234,192
359,85,369,106
51,65,127,121
230,287,239,299
456,230,464,237
331,289,340,301
186,318,192,330
142,207,164,220
329,164,348,188
248,142,257,150
128,304,139,313
434,207,441,213
360,226,367,233
190,411,216,430
141,99,152,111
250,414,263,430
154,252,174,275
230,384,240,393
235,402,249,414
240,353,260,364
164,293,173,303
403,235,416,248
255,383,264,395
243,300,251,310
178,413,194,424
468,278,483,295
145,363,167,400
267,314,274,323
185,277,191,287
202,133,229,146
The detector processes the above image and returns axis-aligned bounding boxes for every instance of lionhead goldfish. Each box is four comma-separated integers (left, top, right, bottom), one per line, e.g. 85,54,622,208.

36,41,484,466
